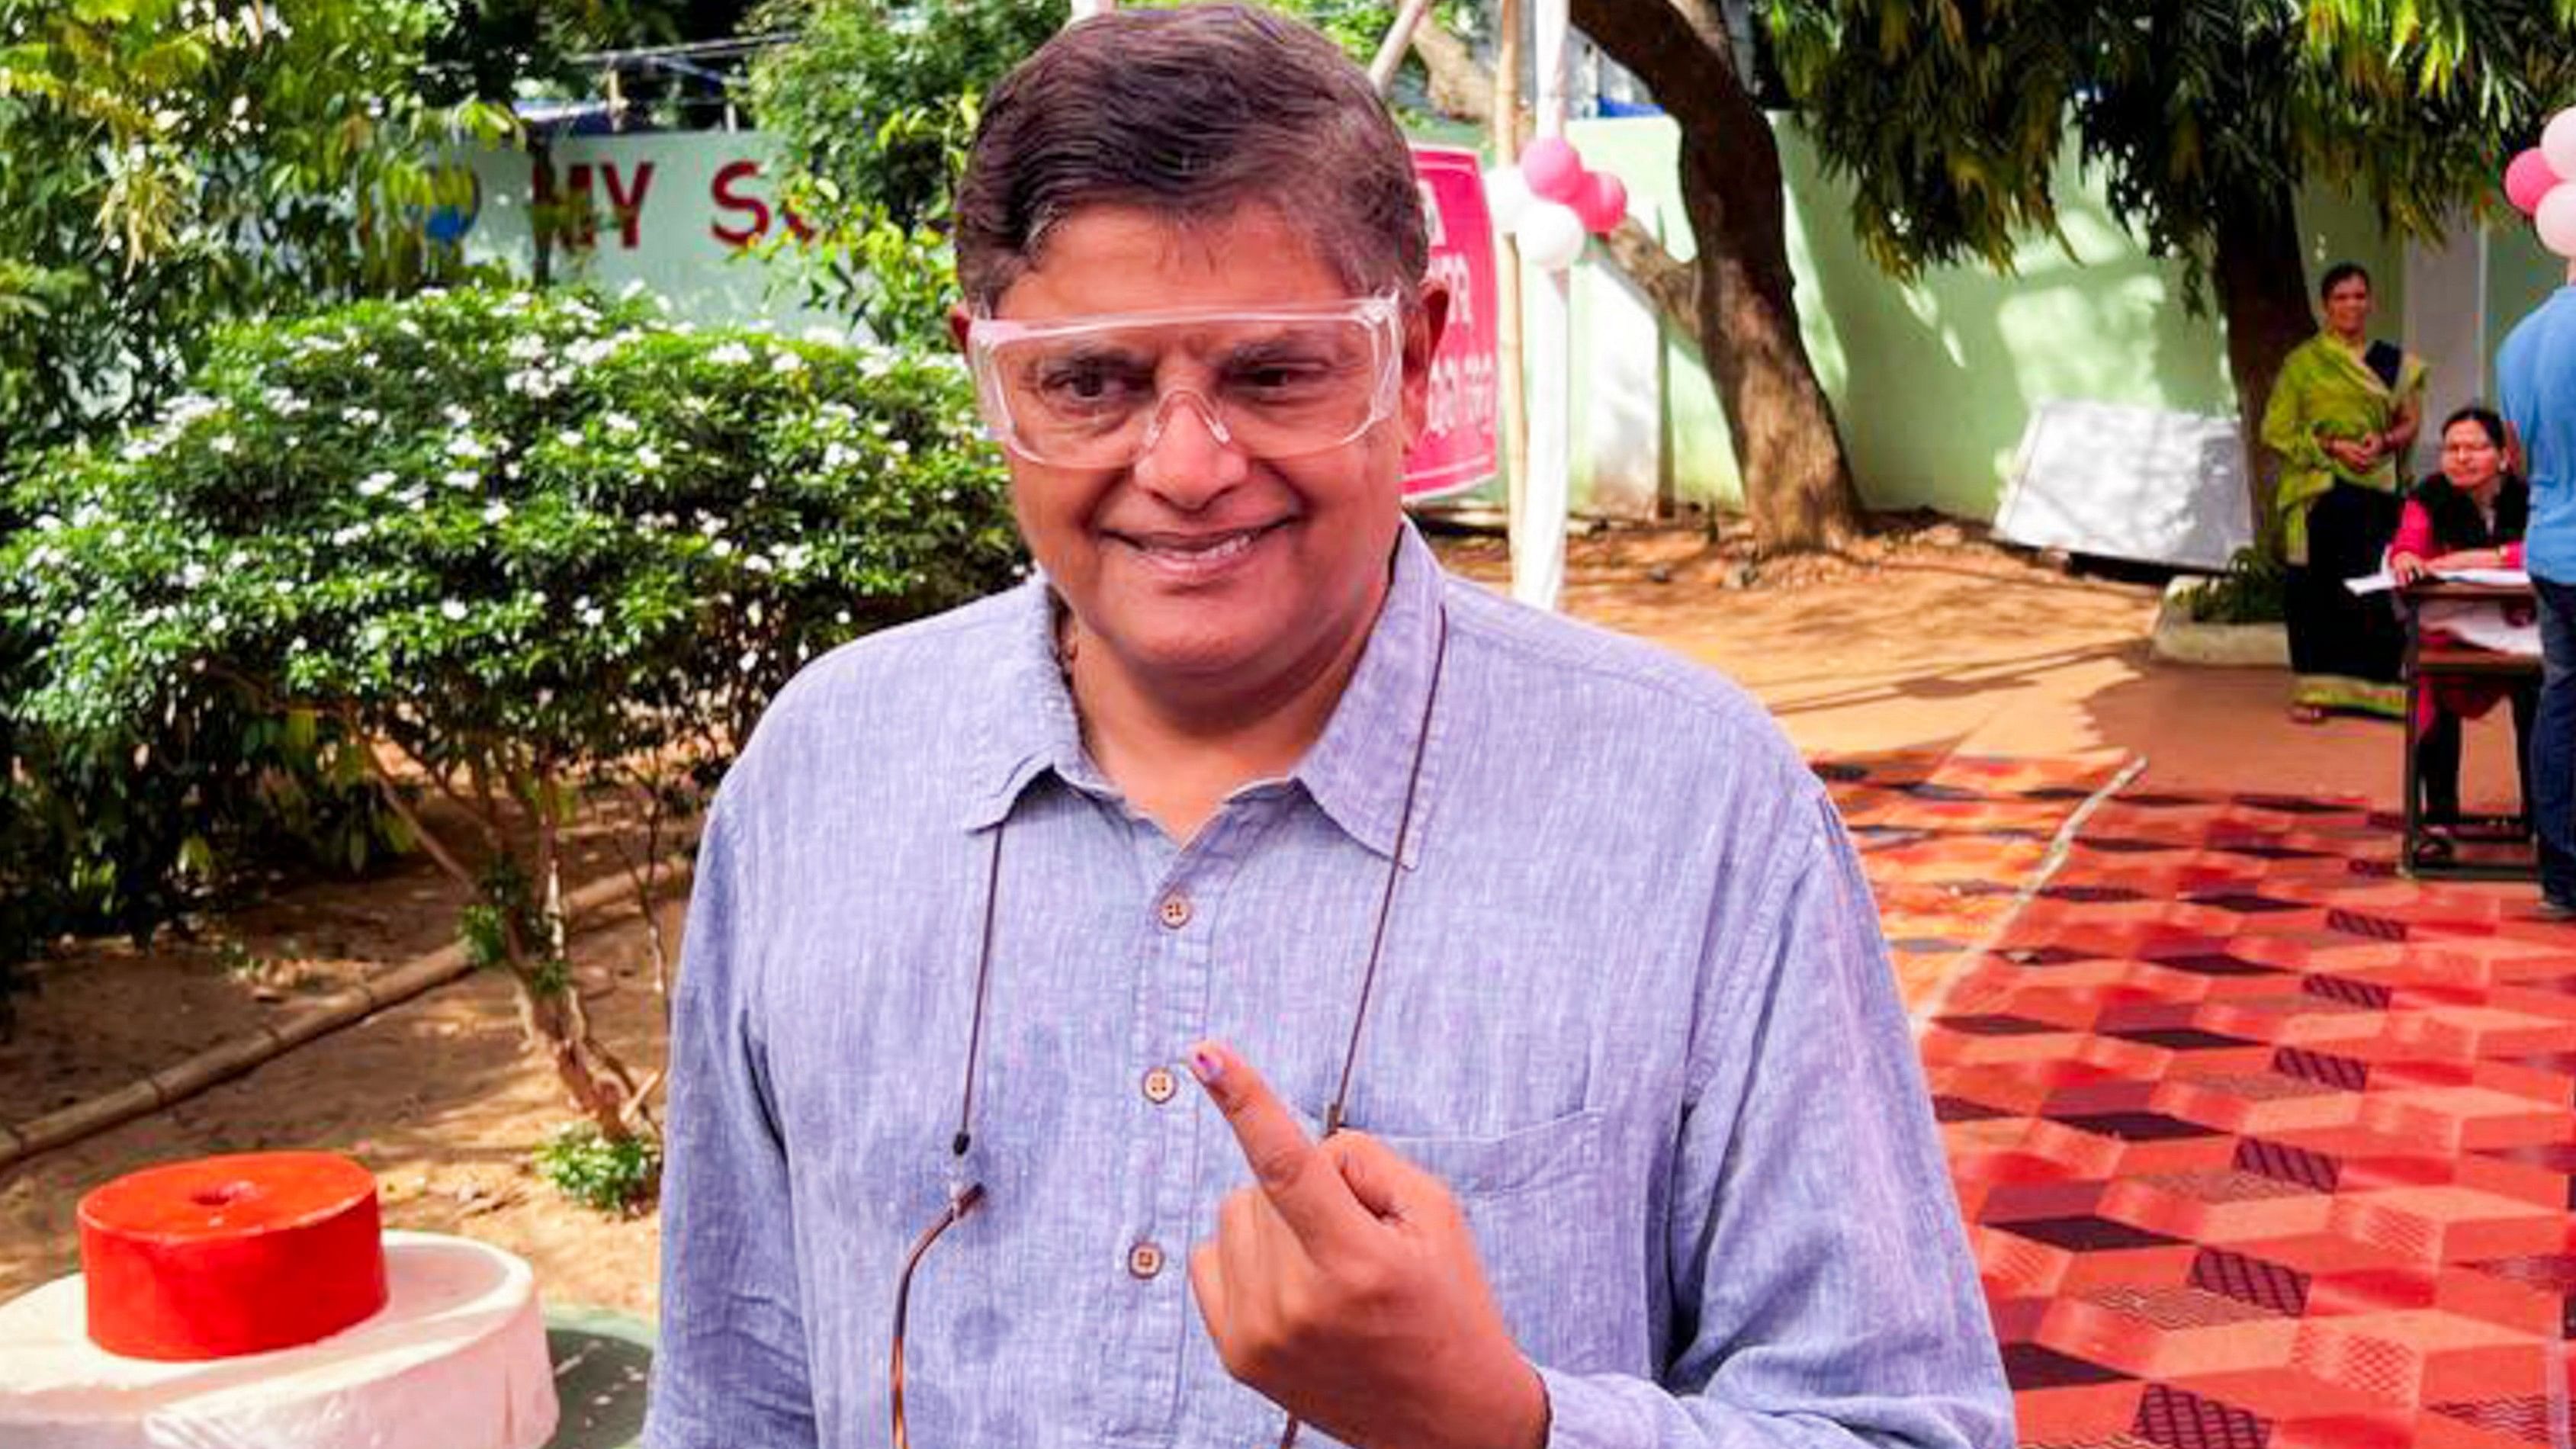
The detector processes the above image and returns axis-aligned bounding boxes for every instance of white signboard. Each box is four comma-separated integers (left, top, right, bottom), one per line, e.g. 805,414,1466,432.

1996,400,2253,571
437,133,849,336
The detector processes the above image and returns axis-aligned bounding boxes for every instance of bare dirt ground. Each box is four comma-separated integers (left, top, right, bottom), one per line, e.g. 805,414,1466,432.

0,515,2510,1319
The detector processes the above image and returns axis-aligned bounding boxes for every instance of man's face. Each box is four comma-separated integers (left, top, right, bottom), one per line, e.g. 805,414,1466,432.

966,204,1441,706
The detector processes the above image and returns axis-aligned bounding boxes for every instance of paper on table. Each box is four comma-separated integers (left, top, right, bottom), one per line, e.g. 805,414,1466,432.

2345,566,2530,595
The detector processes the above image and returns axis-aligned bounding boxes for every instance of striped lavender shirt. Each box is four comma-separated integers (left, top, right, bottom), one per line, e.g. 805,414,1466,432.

647,522,2011,1449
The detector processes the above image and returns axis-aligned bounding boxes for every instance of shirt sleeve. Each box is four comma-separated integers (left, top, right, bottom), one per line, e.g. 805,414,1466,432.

1534,793,2014,1449
644,801,821,1449
2389,496,2437,564
2261,356,2330,474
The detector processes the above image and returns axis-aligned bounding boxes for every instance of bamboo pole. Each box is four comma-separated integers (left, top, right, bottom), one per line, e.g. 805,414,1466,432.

0,854,695,1174
1367,0,1437,92
1494,0,1531,557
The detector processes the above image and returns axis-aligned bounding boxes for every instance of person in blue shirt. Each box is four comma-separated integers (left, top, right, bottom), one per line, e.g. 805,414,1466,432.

644,8,2012,1449
2497,257,2576,917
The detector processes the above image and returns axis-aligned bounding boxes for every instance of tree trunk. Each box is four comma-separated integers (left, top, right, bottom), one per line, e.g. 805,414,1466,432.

2211,180,2317,550
1567,0,1861,553
1672,124,1859,553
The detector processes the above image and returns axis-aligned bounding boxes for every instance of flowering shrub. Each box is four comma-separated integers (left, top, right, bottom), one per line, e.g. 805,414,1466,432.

5,283,1022,1143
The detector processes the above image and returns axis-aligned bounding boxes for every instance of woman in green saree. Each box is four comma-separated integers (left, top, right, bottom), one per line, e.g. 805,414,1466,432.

2261,262,2425,722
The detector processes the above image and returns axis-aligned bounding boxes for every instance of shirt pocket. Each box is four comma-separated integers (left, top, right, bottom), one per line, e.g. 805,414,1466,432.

1369,1109,1644,1375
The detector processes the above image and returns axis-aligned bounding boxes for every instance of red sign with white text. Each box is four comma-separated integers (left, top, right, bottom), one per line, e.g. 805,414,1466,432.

1403,146,1499,500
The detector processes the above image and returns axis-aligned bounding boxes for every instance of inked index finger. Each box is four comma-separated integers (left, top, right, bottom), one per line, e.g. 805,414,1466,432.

1187,1040,1373,1247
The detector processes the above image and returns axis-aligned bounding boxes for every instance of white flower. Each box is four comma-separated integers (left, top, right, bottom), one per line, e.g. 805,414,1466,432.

711,538,734,557
343,406,381,427
506,335,547,362
329,524,368,546
443,468,480,490
442,404,472,428
567,337,616,368
210,435,237,455
737,647,760,673
446,435,490,461
482,500,510,524
635,445,662,470
179,562,209,588
558,429,583,448
770,351,805,375
358,471,395,496
604,411,639,435
708,341,755,366
439,599,468,622
822,442,856,471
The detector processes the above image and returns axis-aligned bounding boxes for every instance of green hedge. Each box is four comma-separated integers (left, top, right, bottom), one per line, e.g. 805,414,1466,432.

2,284,1023,1046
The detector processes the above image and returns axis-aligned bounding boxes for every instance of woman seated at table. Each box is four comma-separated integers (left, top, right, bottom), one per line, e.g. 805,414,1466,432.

2388,406,2536,858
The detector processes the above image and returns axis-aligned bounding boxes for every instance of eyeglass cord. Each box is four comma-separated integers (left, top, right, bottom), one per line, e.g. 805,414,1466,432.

901,600,1449,1449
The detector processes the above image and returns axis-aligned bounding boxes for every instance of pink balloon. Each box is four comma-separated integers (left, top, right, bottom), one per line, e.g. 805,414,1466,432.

2507,148,2561,215
1521,137,1585,204
1575,172,1630,234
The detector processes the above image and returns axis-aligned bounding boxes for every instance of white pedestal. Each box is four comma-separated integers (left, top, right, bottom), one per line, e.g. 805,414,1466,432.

0,1232,559,1449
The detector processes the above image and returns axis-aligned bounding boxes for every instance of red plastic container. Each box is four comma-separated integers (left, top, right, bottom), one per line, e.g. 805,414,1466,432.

77,1152,388,1361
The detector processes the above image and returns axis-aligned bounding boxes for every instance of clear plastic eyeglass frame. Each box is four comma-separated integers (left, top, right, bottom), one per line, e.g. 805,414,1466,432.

963,292,1405,469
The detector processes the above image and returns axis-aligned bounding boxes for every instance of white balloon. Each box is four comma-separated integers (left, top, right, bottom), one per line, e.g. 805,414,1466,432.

2545,108,2576,185
1516,201,1587,270
2539,182,2576,259
1482,165,1532,234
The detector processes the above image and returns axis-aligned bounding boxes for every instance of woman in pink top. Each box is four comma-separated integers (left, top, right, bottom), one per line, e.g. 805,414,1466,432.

2388,406,2536,857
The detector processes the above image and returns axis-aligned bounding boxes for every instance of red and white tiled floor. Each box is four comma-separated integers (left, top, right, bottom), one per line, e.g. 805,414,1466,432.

1826,757,2576,1449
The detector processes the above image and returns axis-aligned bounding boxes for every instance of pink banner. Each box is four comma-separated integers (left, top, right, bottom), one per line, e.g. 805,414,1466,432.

1402,146,1499,500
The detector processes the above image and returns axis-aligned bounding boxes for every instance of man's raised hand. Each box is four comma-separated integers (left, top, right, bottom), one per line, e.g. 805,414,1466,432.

1184,1041,1548,1449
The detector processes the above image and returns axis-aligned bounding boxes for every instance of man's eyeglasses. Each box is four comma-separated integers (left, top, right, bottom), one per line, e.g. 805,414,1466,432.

964,294,1405,469
891,605,1450,1449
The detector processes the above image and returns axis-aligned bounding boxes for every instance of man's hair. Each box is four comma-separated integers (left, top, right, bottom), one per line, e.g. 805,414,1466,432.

953,4,1428,312
2319,262,2372,300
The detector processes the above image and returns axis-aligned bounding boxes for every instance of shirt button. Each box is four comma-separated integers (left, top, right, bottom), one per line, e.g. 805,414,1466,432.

1127,1241,1165,1280
1156,892,1193,930
1142,1066,1179,1104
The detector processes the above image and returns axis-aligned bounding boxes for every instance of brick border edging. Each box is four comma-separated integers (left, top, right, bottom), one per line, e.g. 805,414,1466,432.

0,858,694,1173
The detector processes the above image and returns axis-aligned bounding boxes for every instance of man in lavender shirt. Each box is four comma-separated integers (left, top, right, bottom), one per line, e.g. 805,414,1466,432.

646,8,2010,1448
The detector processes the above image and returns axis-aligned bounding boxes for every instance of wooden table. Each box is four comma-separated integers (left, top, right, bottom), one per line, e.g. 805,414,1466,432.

2398,578,2541,881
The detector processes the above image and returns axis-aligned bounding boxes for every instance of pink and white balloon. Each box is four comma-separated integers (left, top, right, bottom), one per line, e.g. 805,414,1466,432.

1492,137,1633,272
1573,172,1630,236
2536,108,2576,259
2539,183,2576,260
2546,108,2576,184
2506,148,2559,216
1520,137,1586,205
1516,199,1588,270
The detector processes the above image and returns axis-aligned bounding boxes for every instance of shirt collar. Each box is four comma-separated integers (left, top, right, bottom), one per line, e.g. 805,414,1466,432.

958,519,1448,865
